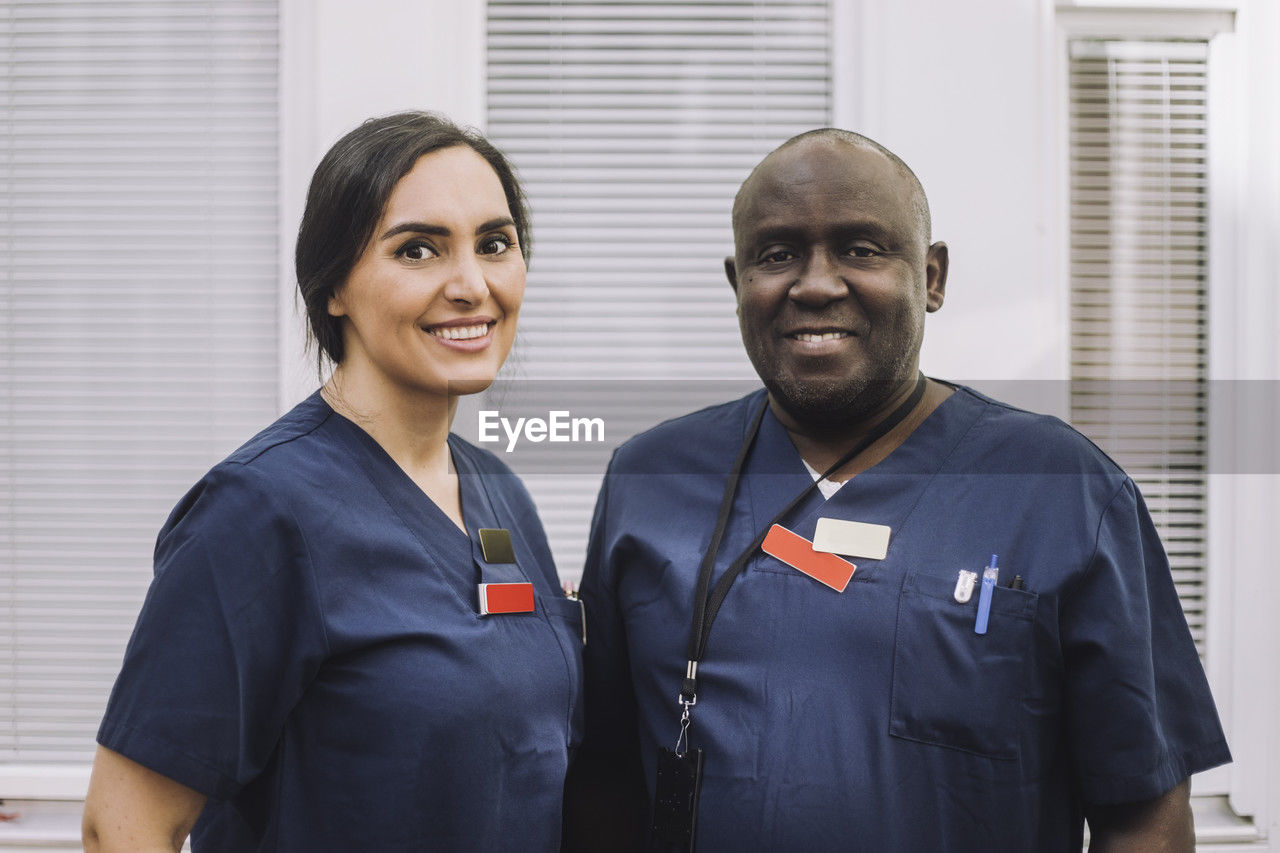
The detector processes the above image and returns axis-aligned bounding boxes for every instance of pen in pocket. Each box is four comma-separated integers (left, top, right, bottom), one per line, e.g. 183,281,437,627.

974,555,999,635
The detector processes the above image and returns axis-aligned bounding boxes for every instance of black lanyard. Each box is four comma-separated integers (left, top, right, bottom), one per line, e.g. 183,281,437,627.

678,373,928,707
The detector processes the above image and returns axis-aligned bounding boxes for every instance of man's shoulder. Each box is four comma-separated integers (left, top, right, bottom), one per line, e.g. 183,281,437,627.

947,383,1126,479
609,389,767,475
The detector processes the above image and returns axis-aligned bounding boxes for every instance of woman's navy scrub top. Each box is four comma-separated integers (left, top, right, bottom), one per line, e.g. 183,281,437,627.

578,384,1230,853
98,391,584,851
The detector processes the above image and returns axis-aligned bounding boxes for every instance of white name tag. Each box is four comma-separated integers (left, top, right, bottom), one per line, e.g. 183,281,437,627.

811,518,891,560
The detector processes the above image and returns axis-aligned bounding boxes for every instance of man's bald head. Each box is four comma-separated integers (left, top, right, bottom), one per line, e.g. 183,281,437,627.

724,127,948,428
732,128,932,248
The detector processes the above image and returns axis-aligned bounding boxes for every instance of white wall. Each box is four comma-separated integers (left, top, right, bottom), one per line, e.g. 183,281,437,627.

278,0,487,408
846,0,1064,385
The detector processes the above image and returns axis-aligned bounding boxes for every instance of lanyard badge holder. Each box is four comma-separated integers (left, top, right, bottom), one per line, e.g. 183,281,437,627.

651,685,705,851
651,375,928,850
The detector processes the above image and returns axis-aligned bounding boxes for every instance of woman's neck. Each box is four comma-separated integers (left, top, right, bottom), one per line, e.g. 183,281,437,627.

322,364,457,478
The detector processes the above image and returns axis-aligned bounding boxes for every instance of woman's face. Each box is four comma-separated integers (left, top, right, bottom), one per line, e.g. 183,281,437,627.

328,146,525,400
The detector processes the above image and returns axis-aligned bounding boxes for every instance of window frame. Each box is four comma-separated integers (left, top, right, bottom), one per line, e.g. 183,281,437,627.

1053,2,1278,843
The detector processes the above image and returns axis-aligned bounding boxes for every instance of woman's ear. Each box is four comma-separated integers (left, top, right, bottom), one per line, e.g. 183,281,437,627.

327,289,347,318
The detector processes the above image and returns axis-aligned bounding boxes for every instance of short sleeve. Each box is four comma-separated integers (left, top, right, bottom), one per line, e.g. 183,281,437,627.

97,463,329,799
1060,478,1231,805
578,466,641,758
564,462,650,851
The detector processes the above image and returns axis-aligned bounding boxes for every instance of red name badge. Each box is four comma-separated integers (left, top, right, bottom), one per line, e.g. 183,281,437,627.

478,582,536,615
761,524,857,592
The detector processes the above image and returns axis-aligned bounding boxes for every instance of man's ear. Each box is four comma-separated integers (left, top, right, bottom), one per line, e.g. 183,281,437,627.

724,256,739,294
925,242,948,312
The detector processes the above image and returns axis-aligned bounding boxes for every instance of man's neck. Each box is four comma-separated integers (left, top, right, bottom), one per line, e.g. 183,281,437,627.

773,378,953,482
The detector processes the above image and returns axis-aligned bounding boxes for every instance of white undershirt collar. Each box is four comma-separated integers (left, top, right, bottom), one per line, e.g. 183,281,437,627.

801,458,845,500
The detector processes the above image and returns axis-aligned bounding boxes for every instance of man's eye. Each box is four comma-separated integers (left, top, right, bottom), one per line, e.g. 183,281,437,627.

396,241,437,261
479,235,514,256
760,249,795,264
847,245,880,258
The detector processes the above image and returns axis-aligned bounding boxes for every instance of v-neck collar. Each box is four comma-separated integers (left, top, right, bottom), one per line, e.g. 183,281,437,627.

450,437,531,585
321,401,532,588
743,385,984,551
319,397,472,559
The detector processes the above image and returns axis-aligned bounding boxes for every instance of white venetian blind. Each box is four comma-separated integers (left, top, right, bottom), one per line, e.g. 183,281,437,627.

0,0,279,765
483,0,832,579
1068,40,1209,652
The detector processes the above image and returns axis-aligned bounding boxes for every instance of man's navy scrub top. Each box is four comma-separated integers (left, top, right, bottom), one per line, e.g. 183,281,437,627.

98,391,584,852
579,383,1230,852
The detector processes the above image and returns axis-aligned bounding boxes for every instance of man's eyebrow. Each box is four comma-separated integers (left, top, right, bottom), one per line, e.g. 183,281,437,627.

379,217,515,241
747,220,896,244
833,220,895,242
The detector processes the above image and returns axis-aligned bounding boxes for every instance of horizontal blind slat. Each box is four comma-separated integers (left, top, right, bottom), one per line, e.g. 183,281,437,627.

0,0,280,765
1067,39,1209,656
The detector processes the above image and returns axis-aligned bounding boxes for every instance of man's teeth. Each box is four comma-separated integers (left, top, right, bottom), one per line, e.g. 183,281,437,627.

794,332,848,342
428,324,489,341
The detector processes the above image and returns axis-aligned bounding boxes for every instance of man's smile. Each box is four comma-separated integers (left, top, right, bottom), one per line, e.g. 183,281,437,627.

788,330,852,343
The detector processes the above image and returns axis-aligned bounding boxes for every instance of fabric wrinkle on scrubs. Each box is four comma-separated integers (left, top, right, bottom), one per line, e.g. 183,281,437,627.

98,390,584,852
578,382,1229,853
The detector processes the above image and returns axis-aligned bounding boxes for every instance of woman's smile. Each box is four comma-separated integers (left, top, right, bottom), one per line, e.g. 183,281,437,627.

424,317,498,351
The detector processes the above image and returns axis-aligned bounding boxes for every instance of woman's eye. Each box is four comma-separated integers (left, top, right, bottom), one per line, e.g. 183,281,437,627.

396,241,437,261
479,235,514,256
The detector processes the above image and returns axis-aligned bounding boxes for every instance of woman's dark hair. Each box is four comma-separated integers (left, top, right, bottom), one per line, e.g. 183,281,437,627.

295,111,530,365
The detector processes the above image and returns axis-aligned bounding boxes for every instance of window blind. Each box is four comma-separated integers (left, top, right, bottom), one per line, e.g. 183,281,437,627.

1067,40,1209,652
0,0,279,765
484,0,832,580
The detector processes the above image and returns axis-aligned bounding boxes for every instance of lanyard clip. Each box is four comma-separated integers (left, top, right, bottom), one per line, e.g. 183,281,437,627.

674,661,699,757
675,699,693,756
678,660,698,706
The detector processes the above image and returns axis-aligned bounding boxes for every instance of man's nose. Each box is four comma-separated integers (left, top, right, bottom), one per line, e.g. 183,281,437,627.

789,251,848,306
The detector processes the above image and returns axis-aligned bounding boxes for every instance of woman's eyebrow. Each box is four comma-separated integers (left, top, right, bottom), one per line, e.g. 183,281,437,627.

476,216,516,235
379,217,514,241
380,221,448,240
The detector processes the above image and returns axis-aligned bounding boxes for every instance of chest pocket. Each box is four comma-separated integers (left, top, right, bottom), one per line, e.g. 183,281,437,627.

889,571,1038,762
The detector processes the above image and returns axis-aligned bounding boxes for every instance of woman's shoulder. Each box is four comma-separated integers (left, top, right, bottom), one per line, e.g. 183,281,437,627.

159,392,342,538
222,390,337,469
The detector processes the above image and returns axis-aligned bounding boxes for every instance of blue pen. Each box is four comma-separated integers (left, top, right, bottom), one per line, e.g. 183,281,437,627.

974,554,999,635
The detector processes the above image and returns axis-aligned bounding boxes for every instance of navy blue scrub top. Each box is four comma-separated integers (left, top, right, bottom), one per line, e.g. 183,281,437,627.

579,384,1229,852
99,391,584,852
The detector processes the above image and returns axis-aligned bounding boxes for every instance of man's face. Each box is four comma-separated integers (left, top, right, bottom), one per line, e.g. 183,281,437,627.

727,139,946,425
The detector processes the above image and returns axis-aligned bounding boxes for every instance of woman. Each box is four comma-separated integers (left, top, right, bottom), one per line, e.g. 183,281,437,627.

81,112,583,851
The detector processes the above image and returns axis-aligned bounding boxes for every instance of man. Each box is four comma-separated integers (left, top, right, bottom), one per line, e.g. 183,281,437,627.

566,129,1230,852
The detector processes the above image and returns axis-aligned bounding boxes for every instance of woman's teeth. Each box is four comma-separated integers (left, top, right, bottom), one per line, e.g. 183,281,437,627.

428,324,489,341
